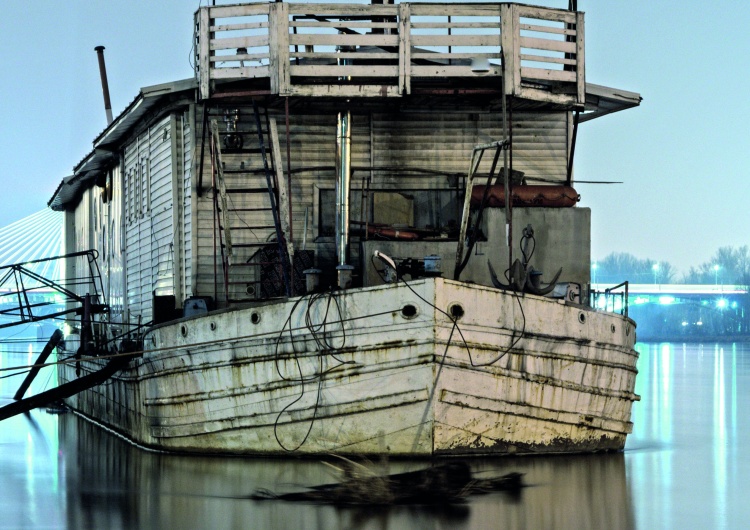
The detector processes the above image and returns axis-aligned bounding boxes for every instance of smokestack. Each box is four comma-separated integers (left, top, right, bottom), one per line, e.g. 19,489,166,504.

94,46,114,125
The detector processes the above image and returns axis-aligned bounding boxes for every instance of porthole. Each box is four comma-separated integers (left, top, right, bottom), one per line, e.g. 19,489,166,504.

251,312,261,325
448,303,465,320
180,324,188,337
246,284,256,296
578,312,586,324
611,324,616,334
401,304,418,319
210,321,217,331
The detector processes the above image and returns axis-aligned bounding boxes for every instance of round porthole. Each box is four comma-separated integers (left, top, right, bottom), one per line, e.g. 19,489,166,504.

578,312,586,324
611,324,616,333
449,303,465,320
180,324,188,337
246,284,256,296
401,304,418,319
210,321,217,331
251,312,261,325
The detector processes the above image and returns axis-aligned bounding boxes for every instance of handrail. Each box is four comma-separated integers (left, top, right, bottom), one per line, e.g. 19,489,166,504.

591,280,629,317
194,2,584,103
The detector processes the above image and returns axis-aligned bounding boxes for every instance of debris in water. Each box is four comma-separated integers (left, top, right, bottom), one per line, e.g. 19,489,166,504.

250,460,523,505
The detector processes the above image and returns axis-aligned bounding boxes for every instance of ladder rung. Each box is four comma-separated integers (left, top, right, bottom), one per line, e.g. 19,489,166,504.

226,207,274,213
226,188,272,194
223,242,276,249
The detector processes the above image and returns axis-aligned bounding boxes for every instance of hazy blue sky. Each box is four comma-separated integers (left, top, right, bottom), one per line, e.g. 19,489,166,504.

0,1,747,274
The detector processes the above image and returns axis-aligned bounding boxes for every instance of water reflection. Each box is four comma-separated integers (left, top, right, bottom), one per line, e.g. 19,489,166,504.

5,343,750,529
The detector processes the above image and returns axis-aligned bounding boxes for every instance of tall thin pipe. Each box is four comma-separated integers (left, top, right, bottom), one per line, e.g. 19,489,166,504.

335,110,352,267
94,46,113,125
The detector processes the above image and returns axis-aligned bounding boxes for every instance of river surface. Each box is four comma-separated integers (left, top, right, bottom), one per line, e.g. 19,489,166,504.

1,342,749,529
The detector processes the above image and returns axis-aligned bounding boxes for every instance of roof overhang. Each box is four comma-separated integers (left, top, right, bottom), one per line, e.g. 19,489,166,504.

579,83,642,123
48,78,197,211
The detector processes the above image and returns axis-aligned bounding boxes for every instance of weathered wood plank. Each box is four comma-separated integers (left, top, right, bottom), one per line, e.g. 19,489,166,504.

199,8,211,100
290,33,399,47
210,21,268,32
399,3,410,95
412,52,500,60
410,21,500,30
412,65,502,77
211,66,270,79
286,84,400,97
520,23,575,36
519,36,576,54
209,4,270,19
290,52,394,60
517,86,577,106
519,53,575,66
211,35,269,51
410,5,500,17
290,65,399,77
290,21,397,29
275,2,290,94
210,53,269,63
520,67,576,83
269,119,294,260
287,4,398,16
515,5,576,24
411,34,502,47
575,11,586,105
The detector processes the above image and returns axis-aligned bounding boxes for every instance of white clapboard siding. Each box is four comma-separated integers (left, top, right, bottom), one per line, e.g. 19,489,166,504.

182,109,193,299
123,114,174,325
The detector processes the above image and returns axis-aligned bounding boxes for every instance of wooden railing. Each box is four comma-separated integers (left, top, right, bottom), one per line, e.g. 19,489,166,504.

195,2,584,104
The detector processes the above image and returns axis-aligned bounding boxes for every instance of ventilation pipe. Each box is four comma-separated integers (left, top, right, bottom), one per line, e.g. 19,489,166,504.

94,46,113,125
335,110,353,289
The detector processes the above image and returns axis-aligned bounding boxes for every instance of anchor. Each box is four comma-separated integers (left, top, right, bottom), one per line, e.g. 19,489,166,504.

488,224,562,295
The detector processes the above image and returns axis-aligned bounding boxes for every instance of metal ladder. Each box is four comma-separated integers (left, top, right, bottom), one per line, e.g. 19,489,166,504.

209,102,292,303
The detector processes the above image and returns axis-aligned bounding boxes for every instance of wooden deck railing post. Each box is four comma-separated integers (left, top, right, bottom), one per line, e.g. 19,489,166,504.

500,4,516,98
398,3,411,95
575,10,586,105
199,6,211,100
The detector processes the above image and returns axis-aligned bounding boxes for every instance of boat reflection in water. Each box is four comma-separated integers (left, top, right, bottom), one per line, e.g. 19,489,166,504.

7,342,750,529
50,412,631,530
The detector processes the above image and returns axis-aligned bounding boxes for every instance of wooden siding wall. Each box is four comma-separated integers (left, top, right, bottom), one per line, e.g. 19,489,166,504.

182,109,194,299
123,115,174,325
191,105,568,301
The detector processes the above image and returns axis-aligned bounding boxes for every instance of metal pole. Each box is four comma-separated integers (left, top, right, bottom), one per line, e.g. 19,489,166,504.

94,46,114,125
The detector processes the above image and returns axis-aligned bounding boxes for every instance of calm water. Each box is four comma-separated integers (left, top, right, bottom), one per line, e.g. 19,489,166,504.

1,342,749,530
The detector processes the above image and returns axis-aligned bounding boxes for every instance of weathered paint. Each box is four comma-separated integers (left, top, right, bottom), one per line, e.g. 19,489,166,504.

60,277,638,456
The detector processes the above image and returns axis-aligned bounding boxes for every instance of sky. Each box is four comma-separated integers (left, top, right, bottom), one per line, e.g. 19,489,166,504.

0,0,748,275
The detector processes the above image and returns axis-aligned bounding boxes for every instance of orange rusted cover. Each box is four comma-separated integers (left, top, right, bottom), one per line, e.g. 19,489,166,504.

470,185,579,208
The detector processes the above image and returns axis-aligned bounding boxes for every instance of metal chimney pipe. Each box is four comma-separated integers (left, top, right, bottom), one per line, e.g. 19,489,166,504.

94,46,114,125
335,110,353,288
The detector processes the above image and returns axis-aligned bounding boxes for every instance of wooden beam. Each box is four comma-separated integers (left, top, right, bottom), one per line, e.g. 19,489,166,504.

269,119,294,260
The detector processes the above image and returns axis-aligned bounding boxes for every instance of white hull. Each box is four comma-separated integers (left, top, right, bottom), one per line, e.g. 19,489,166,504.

60,278,639,456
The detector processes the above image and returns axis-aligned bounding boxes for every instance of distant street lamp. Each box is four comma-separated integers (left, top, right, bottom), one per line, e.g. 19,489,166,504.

713,264,720,285
652,263,659,284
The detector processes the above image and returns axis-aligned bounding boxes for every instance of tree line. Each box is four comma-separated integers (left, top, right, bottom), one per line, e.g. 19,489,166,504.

593,245,750,285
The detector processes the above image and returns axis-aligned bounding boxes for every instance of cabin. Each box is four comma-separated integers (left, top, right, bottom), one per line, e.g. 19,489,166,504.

48,1,640,343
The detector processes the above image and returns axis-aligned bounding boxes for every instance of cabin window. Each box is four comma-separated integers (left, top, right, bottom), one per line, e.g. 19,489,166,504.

317,189,459,238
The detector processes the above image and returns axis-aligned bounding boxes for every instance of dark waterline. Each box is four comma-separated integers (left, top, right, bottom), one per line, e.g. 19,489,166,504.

1,343,749,529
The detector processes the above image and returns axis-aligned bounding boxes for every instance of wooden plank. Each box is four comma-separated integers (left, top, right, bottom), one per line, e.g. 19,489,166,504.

290,52,394,60
520,67,576,83
399,3,410,95
519,36,576,54
276,2,290,94
210,53,269,63
290,33,399,47
515,5,576,24
500,4,519,96
411,21,500,30
412,64,502,77
287,4,397,16
410,5,500,17
520,23,575,36
209,4,270,19
199,7,211,100
290,21,397,29
412,52,500,60
576,11,586,105
268,4,280,93
517,86,577,106
519,53,575,66
211,65,270,79
286,84,400,97
269,119,294,260
210,21,268,32
210,34,269,51
290,64,399,77
411,34,501,47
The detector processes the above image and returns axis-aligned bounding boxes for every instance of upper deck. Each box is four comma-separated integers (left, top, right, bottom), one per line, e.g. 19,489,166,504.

194,2,584,105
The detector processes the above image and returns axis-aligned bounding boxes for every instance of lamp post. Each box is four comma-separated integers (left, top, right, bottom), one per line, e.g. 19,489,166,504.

652,263,659,284
713,264,720,285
